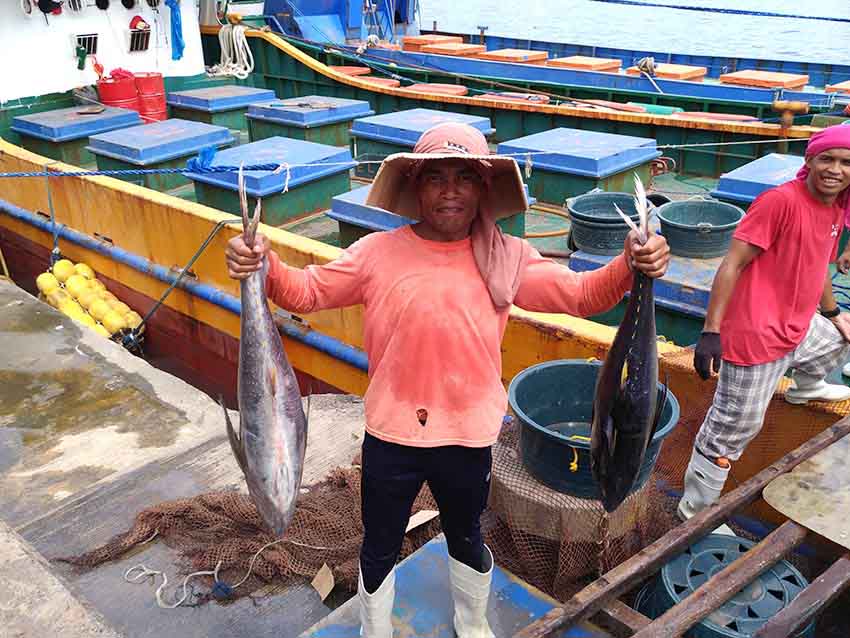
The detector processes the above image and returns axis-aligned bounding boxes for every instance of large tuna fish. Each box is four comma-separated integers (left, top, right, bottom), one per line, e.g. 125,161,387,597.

223,166,308,537
590,174,667,513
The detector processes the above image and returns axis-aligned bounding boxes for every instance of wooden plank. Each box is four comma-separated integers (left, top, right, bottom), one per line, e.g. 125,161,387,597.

512,417,850,638
592,600,651,637
753,554,850,638
630,521,808,638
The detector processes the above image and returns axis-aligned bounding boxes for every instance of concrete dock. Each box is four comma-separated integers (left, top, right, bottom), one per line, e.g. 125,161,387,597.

0,278,367,637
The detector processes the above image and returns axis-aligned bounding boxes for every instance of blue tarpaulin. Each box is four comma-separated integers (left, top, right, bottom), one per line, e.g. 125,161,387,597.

165,0,185,60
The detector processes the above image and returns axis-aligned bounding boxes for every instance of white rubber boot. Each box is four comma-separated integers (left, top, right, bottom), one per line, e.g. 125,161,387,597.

677,448,735,536
785,370,850,405
448,545,496,638
358,567,394,638
843,361,850,377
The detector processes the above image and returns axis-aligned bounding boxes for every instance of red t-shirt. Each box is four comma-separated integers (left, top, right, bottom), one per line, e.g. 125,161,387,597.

721,179,843,365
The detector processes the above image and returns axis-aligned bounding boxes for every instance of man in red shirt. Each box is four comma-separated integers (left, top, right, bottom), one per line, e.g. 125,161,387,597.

680,125,850,533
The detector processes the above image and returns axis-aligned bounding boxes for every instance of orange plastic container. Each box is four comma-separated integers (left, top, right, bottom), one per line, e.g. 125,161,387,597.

625,63,707,81
398,83,468,96
421,42,486,57
718,70,809,89
401,34,463,52
547,56,621,72
475,48,549,64
329,66,372,76
826,80,850,94
359,77,401,88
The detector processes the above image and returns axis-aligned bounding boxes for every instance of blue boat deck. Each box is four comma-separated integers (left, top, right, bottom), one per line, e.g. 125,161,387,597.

299,535,614,638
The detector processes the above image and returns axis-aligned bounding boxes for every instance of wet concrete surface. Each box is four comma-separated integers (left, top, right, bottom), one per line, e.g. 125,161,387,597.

0,280,368,637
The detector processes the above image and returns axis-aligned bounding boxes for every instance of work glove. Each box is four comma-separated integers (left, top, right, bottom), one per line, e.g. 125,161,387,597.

694,332,722,380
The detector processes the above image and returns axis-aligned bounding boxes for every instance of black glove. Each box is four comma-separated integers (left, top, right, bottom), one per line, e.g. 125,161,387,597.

694,332,722,380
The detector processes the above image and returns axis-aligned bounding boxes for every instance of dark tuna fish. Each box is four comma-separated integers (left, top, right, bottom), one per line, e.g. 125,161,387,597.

223,166,308,537
590,174,667,513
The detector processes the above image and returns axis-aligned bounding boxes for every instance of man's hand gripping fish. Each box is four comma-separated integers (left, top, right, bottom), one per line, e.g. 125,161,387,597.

222,167,308,537
590,174,667,513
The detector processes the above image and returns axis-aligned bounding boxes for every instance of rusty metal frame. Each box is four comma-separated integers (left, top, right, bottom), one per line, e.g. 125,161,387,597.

513,417,850,638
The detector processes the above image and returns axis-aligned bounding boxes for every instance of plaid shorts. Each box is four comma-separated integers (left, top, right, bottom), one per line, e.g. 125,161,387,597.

695,313,850,460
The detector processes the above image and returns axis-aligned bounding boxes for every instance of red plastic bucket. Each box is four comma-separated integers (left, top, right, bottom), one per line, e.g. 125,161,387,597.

134,72,164,95
98,77,138,102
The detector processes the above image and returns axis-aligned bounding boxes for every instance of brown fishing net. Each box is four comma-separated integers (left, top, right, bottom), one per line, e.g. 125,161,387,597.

59,463,442,599
482,417,679,602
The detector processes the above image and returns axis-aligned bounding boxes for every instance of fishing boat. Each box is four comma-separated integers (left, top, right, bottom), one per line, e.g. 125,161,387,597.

2,1,850,636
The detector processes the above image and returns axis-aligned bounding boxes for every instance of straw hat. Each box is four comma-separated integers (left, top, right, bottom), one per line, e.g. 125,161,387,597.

365,122,528,221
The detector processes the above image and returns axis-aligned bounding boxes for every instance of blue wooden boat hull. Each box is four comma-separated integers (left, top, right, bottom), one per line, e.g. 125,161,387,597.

346,46,835,109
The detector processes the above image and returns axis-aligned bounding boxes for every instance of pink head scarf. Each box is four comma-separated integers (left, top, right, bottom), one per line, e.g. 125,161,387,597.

410,123,530,309
795,124,850,226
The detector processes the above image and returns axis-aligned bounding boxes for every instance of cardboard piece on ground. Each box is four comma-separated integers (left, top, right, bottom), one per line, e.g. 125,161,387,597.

405,509,439,533
311,563,335,601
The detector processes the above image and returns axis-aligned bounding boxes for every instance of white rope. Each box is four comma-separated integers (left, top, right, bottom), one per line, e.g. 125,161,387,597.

207,24,254,80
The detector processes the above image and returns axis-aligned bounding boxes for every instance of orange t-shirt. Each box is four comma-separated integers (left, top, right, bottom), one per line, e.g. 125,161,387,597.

265,225,631,447
721,180,843,365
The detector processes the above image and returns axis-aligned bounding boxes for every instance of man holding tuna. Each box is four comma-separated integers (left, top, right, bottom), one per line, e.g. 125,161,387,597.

682,125,850,533
226,122,670,637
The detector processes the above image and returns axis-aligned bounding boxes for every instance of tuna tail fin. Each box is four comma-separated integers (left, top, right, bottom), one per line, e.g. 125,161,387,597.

237,164,263,248
220,395,248,474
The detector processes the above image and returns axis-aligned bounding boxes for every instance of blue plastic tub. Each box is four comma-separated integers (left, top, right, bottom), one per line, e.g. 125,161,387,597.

656,199,744,259
507,359,679,500
567,191,641,255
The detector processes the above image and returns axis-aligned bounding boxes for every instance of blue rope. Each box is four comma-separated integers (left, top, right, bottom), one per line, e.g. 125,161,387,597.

587,0,850,23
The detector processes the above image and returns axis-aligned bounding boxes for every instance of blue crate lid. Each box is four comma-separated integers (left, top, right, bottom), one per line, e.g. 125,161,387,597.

497,128,661,178
10,106,142,143
710,153,803,204
329,185,413,233
184,136,356,197
570,249,719,323
349,108,494,147
86,119,235,166
329,183,535,233
247,96,374,128
166,86,276,113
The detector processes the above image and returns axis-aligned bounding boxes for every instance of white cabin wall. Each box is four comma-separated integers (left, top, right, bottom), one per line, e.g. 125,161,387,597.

1,1,206,103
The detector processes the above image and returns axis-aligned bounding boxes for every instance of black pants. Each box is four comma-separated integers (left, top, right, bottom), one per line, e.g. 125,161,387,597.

359,432,492,593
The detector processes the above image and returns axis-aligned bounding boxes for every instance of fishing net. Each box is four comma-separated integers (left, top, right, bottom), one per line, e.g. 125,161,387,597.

58,462,442,600
483,417,679,602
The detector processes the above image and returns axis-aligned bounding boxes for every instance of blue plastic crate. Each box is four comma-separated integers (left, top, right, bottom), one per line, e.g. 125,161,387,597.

570,249,719,319
166,86,276,112
711,153,804,204
497,128,661,178
329,185,413,232
349,108,495,147
184,136,356,197
329,183,537,233
10,106,142,142
86,119,234,165
247,96,374,128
